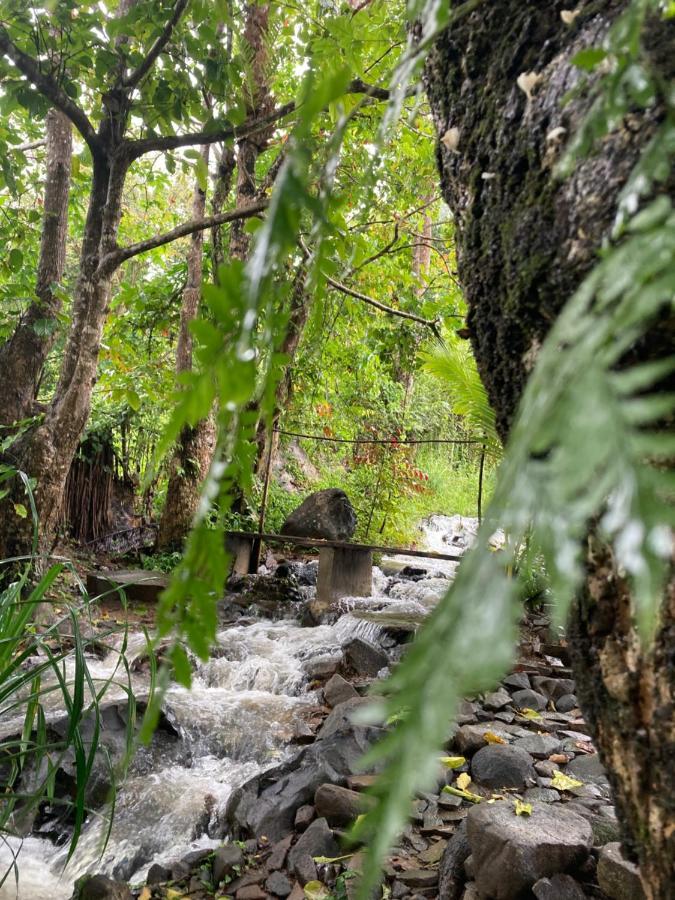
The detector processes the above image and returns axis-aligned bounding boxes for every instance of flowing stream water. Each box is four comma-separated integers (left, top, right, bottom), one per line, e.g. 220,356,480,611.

0,515,477,899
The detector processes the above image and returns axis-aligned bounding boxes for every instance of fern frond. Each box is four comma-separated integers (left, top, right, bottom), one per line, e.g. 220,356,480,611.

353,197,675,898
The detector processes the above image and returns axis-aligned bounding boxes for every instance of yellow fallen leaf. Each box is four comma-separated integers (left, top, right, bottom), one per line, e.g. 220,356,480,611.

442,785,483,804
484,732,507,745
514,799,533,816
519,707,542,721
313,853,354,864
439,755,466,769
166,890,185,900
551,770,583,791
456,772,472,791
304,881,330,899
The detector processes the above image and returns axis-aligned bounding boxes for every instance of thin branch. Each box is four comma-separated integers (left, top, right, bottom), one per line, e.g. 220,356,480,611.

10,138,47,152
0,27,99,152
97,198,268,275
299,238,439,333
121,0,190,89
346,224,399,277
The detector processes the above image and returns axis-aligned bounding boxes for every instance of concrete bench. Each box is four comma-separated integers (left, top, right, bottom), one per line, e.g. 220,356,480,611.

226,531,462,612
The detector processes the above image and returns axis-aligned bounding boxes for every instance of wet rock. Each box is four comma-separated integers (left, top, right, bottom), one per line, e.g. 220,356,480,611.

294,804,316,830
438,820,471,900
534,760,560,778
146,863,171,884
281,489,357,541
227,573,304,613
213,844,245,884
532,677,575,701
503,672,531,691
71,875,133,900
236,886,266,900
287,818,339,884
456,700,478,725
511,689,548,711
400,565,429,580
483,688,512,710
467,800,592,899
470,744,536,790
555,694,578,713
315,783,372,827
344,637,388,677
229,722,383,841
597,842,646,900
324,673,359,707
318,697,371,739
514,734,562,758
266,871,294,897
532,873,587,899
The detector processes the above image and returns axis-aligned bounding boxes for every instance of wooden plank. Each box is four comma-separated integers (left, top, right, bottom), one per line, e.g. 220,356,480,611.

226,530,463,562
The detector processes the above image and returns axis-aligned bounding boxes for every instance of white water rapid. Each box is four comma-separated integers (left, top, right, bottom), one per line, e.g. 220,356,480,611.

0,516,476,899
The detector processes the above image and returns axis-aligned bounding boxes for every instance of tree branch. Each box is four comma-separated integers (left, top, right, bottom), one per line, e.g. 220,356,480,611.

11,138,47,152
97,198,268,275
299,238,439,332
121,0,190,89
125,78,396,159
0,27,99,152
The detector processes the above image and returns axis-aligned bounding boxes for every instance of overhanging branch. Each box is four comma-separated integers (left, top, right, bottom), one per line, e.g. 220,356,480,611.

97,198,268,275
0,27,99,152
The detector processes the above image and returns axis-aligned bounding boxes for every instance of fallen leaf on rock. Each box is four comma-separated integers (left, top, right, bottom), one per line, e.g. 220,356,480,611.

304,881,329,899
442,785,482,804
520,708,543,721
551,770,584,791
514,799,533,816
456,772,472,791
484,732,507,745
138,889,152,900
439,755,466,768
313,853,354,864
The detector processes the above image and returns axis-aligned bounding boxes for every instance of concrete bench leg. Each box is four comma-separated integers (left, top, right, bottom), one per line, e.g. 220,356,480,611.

316,547,372,611
226,535,254,576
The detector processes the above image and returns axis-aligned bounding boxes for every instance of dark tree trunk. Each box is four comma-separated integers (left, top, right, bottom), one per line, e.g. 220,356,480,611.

0,109,72,427
423,3,674,896
158,148,216,550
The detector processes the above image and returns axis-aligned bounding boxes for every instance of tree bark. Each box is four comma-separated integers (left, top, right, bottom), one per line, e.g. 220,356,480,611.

157,148,216,550
0,109,72,427
424,3,674,896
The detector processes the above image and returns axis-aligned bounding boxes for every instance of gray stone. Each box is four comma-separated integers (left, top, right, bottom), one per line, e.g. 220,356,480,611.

467,800,592,899
323,673,359,707
535,760,561,778
294,804,316,830
456,700,478,725
266,871,293,897
318,697,371,739
396,869,438,888
597,842,646,900
146,864,171,884
523,787,560,803
532,677,576,701
555,694,579,713
344,637,388,677
514,734,563,758
438,820,471,900
213,844,245,884
314,783,371,826
533,873,587,899
453,722,514,755
566,753,608,785
483,688,512,710
503,672,531,691
470,744,536,790
281,489,357,541
287,818,339,884
511,689,548,711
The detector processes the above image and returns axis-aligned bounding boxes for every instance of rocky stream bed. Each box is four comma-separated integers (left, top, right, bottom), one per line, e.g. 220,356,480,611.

0,517,643,900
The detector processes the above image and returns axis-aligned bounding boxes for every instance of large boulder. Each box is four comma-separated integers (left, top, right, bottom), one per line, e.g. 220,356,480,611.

281,489,357,542
470,744,536,790
467,800,593,899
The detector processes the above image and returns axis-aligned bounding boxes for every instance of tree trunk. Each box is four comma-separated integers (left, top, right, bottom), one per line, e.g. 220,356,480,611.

0,109,72,427
158,148,216,549
423,3,674,896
